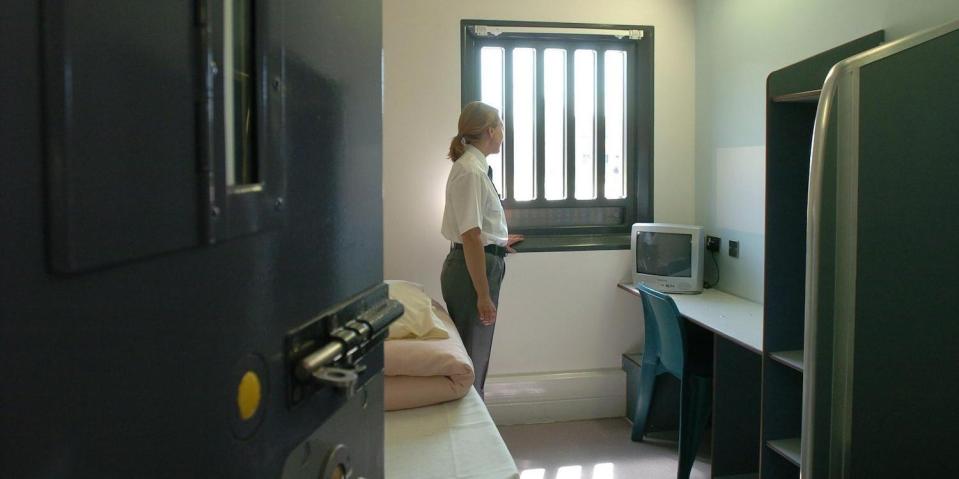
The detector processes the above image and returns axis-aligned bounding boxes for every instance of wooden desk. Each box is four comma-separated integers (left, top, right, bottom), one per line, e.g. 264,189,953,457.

618,283,763,479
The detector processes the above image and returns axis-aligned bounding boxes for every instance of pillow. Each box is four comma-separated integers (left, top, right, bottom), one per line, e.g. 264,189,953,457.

385,280,449,340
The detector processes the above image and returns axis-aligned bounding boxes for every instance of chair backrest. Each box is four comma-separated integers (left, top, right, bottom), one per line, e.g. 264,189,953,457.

637,284,686,378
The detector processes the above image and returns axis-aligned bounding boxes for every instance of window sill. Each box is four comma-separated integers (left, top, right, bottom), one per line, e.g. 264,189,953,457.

511,234,630,253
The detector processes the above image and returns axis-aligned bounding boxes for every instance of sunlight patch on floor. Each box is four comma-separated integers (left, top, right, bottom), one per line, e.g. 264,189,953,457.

520,462,615,479
555,465,582,479
520,468,546,479
592,462,614,479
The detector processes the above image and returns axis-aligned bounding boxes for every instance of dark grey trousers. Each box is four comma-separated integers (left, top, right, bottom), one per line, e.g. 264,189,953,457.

440,248,505,399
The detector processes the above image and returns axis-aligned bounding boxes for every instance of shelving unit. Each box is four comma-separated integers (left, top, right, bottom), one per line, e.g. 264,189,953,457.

769,90,820,103
760,30,884,479
767,438,801,466
768,350,803,372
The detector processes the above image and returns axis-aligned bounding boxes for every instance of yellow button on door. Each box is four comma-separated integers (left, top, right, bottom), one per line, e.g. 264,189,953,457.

237,371,262,421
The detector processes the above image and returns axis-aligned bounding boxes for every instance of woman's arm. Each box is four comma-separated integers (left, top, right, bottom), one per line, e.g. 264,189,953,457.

461,227,497,325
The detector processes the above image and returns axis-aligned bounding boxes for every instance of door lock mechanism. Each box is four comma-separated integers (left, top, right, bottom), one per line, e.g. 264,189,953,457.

285,284,403,405
311,362,367,398
295,319,371,399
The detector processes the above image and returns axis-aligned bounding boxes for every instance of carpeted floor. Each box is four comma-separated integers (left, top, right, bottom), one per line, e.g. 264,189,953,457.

497,418,710,479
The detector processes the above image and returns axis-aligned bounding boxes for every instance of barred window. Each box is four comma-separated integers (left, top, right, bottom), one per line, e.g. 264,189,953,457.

461,21,653,251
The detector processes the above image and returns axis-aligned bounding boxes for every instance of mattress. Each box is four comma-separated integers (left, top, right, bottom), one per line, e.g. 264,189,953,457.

385,387,519,479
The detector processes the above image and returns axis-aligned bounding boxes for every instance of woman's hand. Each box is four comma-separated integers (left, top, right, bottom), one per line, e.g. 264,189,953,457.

477,295,497,325
506,234,525,254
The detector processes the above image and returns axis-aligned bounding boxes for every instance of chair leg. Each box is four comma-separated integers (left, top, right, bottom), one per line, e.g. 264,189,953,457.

677,375,712,479
630,361,659,442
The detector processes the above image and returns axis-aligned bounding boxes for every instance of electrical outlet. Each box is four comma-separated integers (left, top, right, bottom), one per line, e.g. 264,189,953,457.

729,240,740,258
705,236,721,253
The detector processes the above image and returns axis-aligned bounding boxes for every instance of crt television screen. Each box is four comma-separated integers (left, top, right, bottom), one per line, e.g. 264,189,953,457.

636,232,692,277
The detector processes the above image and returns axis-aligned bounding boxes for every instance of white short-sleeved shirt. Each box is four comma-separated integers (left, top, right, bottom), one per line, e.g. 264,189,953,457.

441,145,509,246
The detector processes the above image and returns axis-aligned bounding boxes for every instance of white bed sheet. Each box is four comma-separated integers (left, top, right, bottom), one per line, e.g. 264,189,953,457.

385,387,519,479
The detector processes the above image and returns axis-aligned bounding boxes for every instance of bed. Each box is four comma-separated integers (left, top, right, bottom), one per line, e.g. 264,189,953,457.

382,285,519,479
385,387,519,479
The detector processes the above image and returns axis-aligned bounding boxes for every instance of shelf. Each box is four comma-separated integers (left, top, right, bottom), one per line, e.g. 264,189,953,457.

767,438,801,466
769,350,804,372
771,89,821,103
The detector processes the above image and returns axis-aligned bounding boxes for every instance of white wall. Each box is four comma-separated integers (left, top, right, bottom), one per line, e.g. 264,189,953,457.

695,0,959,302
383,0,697,382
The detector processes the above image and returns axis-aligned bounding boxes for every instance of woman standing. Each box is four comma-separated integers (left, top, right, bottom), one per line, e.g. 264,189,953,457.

441,101,520,399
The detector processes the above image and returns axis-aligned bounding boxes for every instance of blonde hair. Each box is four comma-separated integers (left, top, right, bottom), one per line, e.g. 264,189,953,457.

448,101,501,161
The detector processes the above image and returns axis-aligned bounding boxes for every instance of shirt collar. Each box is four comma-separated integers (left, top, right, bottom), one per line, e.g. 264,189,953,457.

461,145,489,173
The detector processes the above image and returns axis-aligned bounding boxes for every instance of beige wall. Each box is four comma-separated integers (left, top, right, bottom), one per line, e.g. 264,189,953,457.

383,0,697,376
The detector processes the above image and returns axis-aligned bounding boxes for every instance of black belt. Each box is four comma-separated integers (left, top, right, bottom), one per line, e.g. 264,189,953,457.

452,243,507,257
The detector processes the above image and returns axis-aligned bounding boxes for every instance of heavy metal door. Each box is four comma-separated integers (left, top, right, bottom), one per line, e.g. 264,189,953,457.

0,1,397,477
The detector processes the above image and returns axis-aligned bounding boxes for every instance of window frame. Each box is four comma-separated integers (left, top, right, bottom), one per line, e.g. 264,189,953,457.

461,20,654,251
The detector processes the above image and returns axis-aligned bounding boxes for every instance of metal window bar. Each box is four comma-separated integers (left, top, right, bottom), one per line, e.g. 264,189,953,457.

535,47,545,201
628,38,649,223
573,47,597,201
566,46,576,202
596,46,606,201
504,47,514,201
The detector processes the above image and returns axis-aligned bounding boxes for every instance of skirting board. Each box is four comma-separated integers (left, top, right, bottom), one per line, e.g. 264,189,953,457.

484,369,626,425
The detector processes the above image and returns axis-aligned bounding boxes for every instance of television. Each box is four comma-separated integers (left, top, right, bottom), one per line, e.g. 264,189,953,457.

631,223,704,294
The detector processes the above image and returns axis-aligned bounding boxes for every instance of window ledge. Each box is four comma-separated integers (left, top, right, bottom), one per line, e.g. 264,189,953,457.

511,234,630,253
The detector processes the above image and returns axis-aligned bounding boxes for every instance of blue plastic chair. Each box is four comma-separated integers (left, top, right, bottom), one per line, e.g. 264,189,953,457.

631,284,713,479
